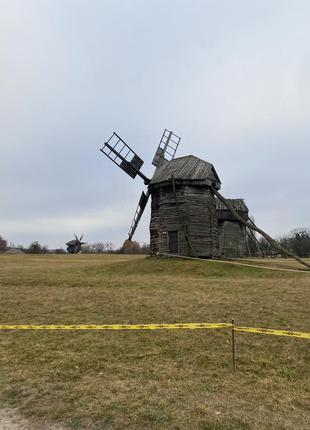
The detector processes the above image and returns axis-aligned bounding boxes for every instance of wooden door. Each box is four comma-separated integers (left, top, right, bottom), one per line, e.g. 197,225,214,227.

168,230,179,254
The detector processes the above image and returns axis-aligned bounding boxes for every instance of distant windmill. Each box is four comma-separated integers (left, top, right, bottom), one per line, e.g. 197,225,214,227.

66,234,85,254
100,130,310,269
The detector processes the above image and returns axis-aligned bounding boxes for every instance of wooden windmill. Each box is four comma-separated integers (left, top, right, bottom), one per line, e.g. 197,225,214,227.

66,234,85,254
100,130,310,268
100,130,225,257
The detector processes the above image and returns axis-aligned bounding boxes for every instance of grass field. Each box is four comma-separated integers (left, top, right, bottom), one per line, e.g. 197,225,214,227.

0,254,309,429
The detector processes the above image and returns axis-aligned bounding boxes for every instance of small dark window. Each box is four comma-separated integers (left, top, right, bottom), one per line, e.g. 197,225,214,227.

168,230,179,254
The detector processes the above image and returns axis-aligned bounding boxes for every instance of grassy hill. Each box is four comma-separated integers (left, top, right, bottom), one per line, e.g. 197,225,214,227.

0,254,309,429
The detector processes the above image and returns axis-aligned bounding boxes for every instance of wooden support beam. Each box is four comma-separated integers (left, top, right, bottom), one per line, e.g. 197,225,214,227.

212,188,310,270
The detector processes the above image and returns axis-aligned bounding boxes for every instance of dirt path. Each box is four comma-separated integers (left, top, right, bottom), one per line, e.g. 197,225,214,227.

0,408,65,430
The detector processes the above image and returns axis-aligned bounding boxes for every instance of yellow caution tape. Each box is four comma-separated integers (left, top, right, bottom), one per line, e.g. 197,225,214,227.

0,322,231,331
0,323,308,339
234,326,310,339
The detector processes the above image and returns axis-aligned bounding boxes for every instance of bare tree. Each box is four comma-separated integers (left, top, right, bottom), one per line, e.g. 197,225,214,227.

289,228,310,258
92,242,106,253
26,241,48,254
81,242,115,253
0,236,8,252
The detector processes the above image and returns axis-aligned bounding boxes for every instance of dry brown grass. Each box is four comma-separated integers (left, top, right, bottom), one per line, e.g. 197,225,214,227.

231,257,310,271
0,254,309,429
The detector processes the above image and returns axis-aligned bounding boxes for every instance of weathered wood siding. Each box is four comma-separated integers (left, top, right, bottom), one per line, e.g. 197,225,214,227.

150,184,219,257
186,186,219,257
218,221,247,258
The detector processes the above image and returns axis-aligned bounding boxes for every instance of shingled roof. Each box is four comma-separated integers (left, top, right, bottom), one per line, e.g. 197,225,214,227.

216,198,248,212
150,155,221,189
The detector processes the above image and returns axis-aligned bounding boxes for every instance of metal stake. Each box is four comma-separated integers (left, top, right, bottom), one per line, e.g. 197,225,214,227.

232,319,236,372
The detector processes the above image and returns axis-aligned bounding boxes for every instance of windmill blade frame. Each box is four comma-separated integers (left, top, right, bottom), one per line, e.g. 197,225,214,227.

100,128,181,242
100,132,150,184
128,190,150,240
152,129,181,168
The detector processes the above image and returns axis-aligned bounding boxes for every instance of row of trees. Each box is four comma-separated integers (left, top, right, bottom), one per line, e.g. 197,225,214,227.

81,240,150,254
1,229,309,257
81,242,114,253
0,236,150,254
0,240,65,254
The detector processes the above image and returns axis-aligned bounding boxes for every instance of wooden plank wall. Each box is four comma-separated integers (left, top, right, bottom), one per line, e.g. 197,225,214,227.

149,184,219,257
218,221,247,257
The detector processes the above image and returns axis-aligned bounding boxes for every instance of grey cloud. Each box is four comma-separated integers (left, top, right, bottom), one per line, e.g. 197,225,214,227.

1,0,309,248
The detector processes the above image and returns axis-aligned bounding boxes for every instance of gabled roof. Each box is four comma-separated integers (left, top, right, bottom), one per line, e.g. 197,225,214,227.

216,198,248,212
150,155,221,189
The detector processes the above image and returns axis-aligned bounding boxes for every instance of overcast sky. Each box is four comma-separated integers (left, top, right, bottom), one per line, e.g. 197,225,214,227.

1,0,309,249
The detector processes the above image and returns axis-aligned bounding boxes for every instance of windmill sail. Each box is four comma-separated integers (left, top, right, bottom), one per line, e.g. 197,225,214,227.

100,128,181,241
128,190,150,240
100,132,147,180
152,129,181,168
